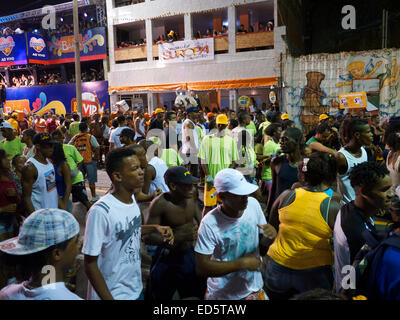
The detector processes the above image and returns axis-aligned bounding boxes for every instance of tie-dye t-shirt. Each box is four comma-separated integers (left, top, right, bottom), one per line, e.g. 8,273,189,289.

195,197,266,300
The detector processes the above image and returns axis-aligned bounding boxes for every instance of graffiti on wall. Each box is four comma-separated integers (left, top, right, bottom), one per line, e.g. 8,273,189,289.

283,49,400,130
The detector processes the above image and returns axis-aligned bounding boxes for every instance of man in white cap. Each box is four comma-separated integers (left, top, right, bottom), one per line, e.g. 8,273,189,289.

195,168,276,300
0,208,82,300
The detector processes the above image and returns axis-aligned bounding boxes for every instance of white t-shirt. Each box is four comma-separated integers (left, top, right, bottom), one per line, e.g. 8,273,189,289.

109,126,129,148
195,197,266,300
82,193,143,300
148,156,170,195
0,282,82,300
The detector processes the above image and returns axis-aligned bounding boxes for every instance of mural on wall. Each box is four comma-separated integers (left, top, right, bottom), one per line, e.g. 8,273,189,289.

283,48,400,131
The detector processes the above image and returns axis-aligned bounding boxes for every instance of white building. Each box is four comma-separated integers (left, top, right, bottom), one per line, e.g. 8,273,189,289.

106,0,286,112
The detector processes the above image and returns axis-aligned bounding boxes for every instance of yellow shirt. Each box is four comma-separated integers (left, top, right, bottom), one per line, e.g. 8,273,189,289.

267,188,334,270
7,118,19,132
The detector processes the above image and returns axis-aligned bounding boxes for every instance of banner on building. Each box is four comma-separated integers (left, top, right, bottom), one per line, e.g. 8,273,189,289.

27,33,49,64
0,33,28,66
46,27,106,64
158,38,214,64
339,91,367,109
26,27,106,65
4,81,109,116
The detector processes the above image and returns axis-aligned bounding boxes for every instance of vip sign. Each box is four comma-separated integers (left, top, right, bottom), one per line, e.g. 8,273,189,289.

71,92,103,116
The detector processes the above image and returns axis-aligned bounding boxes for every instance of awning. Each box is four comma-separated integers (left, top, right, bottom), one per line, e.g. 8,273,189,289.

108,77,279,93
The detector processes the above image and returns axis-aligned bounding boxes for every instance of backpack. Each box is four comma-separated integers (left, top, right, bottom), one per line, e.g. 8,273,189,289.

356,230,400,299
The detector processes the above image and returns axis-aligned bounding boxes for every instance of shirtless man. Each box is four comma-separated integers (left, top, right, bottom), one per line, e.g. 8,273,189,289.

144,166,206,300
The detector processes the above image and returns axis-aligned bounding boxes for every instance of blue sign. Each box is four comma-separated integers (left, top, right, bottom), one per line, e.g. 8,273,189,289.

4,81,110,116
0,33,27,66
27,33,49,64
46,27,107,64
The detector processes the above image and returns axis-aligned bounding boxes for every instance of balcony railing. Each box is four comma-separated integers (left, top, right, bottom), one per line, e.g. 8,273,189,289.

115,31,274,62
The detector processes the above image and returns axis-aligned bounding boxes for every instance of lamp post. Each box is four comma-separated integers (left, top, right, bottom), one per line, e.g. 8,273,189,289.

73,0,82,116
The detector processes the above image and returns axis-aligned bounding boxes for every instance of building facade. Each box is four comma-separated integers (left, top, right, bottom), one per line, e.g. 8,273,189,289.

106,0,286,112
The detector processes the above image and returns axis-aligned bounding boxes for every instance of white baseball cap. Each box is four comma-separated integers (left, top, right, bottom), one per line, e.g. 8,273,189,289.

214,168,259,196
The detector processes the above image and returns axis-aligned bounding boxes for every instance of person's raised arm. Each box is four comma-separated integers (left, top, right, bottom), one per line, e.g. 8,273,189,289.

308,141,337,156
142,165,155,195
21,163,36,215
60,162,72,210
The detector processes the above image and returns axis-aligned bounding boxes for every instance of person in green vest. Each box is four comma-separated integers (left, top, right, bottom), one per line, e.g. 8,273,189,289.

199,114,239,217
51,130,92,211
68,114,81,138
0,121,25,160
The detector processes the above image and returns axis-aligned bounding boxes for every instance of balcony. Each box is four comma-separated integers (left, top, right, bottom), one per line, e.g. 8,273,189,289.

114,31,274,62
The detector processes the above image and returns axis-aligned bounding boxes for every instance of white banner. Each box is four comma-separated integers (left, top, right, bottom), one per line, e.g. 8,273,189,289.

158,38,214,64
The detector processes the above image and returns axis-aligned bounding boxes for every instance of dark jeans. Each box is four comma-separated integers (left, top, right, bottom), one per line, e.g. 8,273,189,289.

145,247,207,300
263,256,334,300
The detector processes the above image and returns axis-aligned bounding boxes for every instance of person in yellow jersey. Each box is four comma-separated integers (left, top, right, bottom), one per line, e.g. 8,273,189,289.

199,114,239,217
7,113,19,133
264,152,341,300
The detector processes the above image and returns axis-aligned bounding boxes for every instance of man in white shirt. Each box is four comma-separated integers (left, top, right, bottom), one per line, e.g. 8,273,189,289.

108,115,129,150
181,107,200,177
83,147,174,300
195,168,276,300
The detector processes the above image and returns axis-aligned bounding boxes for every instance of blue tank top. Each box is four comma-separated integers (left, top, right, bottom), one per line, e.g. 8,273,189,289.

55,162,66,197
275,157,299,199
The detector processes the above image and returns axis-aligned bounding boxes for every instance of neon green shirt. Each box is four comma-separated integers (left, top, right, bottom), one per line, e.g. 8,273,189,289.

261,139,280,181
62,144,84,184
198,134,239,179
0,137,25,160
68,121,80,138
245,121,257,136
161,149,183,168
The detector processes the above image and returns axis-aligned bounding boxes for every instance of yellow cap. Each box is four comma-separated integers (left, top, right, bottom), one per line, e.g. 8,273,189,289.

281,113,290,120
168,30,175,37
319,114,329,121
216,114,228,125
154,108,164,114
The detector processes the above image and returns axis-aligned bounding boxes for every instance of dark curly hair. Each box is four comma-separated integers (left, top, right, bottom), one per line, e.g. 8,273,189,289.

302,152,337,186
350,161,389,188
265,123,281,137
384,120,400,151
284,127,305,155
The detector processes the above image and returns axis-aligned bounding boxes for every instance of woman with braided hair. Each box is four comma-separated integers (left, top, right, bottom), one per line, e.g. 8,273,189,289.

264,152,341,300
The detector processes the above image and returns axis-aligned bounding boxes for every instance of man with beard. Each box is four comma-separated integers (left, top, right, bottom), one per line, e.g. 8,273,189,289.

144,166,206,300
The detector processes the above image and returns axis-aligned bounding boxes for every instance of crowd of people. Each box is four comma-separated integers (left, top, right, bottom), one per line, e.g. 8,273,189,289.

0,101,398,301
117,19,274,48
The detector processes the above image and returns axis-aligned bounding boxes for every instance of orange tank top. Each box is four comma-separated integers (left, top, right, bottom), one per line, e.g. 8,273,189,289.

267,188,333,270
73,133,93,163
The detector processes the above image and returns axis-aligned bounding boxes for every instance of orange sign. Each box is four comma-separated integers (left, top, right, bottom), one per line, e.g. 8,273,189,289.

339,92,367,109
3,99,30,114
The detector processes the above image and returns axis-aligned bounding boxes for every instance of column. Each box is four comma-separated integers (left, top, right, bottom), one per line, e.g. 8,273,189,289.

110,92,119,112
106,0,116,71
229,89,238,112
184,13,193,40
146,19,153,61
228,6,236,54
147,92,157,114
103,59,109,81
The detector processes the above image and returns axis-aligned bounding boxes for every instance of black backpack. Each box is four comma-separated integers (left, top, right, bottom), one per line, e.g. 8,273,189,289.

357,231,400,299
